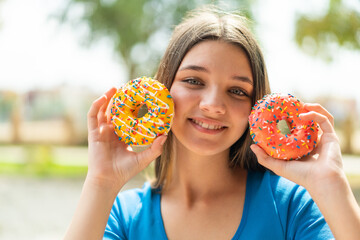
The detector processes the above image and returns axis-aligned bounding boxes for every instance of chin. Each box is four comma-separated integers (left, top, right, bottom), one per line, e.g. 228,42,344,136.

176,135,234,157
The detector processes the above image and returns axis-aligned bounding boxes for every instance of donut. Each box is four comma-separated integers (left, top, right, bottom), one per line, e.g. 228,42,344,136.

248,93,319,160
110,76,174,145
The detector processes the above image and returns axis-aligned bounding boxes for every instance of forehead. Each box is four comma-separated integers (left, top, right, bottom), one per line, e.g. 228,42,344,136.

179,40,253,80
182,40,248,64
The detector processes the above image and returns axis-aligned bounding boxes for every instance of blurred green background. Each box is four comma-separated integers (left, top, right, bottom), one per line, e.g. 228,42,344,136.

0,0,359,239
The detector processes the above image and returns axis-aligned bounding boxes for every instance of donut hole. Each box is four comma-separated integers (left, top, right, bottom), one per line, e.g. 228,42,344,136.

137,104,149,118
277,119,292,135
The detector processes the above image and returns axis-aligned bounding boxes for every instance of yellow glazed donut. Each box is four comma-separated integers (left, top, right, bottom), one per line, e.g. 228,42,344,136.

110,76,174,145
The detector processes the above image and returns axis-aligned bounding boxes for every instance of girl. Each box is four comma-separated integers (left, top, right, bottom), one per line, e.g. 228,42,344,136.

65,6,360,240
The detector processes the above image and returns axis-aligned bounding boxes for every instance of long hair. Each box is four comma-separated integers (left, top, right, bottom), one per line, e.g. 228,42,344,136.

153,6,270,189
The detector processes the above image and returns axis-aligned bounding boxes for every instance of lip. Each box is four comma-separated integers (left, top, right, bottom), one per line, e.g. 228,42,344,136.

189,117,228,134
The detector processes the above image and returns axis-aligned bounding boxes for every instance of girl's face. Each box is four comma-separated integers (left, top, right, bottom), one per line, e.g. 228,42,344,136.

170,40,254,156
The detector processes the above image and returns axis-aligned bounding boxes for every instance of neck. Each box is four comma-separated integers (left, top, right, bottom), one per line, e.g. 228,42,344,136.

165,138,246,205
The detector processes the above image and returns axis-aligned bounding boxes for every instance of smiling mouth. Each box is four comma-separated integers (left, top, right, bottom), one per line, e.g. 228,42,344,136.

190,119,227,130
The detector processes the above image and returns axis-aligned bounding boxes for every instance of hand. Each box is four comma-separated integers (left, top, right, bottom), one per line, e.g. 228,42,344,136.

86,87,167,192
250,103,344,191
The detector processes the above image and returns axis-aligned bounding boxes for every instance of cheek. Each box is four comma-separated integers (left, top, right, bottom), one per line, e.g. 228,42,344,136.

232,100,252,116
170,85,197,113
232,102,252,132
169,87,193,137
171,86,192,101
170,90,182,115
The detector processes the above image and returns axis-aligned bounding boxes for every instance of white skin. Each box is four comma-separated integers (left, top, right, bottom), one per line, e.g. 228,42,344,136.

251,105,360,239
161,40,253,239
64,40,360,240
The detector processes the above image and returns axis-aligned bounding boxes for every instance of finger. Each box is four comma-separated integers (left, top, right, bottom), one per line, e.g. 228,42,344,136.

87,95,107,131
106,87,118,123
98,87,117,125
299,111,335,134
250,144,289,177
304,103,334,126
135,135,167,169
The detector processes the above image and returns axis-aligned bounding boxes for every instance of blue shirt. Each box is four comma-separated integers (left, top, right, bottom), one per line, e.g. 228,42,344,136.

104,171,334,239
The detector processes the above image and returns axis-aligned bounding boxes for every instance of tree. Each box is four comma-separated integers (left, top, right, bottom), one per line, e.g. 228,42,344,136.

295,0,360,61
295,0,360,154
57,0,253,79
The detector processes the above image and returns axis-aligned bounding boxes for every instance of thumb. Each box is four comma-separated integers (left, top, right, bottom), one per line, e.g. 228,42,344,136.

250,144,289,177
135,135,167,169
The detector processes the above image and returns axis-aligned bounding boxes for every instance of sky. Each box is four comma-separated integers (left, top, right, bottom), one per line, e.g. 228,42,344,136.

0,0,359,110
255,0,360,102
0,0,126,94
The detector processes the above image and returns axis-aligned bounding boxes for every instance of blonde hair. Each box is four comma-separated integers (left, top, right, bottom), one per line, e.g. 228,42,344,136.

153,6,270,189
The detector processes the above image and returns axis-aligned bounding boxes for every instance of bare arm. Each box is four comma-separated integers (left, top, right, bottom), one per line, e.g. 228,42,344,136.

307,169,360,240
251,103,360,239
64,88,166,240
63,177,123,240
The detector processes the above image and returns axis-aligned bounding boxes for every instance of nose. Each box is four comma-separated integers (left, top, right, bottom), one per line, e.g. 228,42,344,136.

199,88,226,115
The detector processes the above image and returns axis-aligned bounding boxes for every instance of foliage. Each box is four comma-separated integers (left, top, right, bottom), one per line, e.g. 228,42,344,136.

0,161,88,177
295,0,360,61
0,92,16,122
57,0,254,78
0,144,88,177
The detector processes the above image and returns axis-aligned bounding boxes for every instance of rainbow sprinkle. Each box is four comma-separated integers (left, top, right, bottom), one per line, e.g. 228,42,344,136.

248,93,319,160
110,76,174,146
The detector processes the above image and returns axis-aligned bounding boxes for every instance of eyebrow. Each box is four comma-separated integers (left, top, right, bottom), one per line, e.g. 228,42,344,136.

232,75,253,86
179,64,253,86
178,64,209,73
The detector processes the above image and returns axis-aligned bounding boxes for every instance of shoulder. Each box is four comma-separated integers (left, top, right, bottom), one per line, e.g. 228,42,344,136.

104,182,159,239
249,170,317,218
246,170,334,239
249,170,309,203
113,182,155,222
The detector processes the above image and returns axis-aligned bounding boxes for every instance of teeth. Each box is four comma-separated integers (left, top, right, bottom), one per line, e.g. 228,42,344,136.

192,119,223,130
